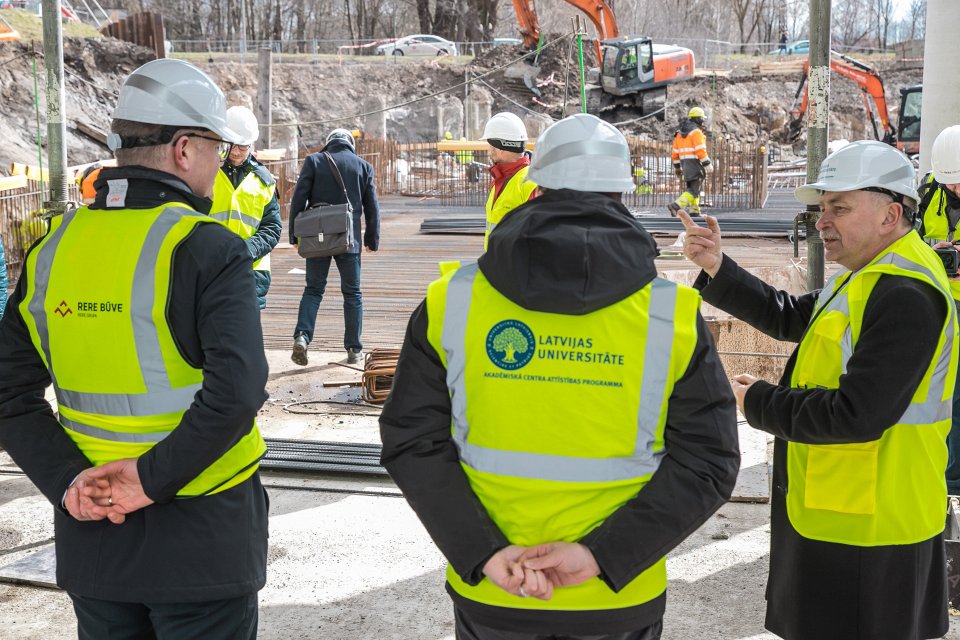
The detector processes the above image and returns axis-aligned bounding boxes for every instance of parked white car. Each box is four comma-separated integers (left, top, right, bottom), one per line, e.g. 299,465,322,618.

376,34,458,57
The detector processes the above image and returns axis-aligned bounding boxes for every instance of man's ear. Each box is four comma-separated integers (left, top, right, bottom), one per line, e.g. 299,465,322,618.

170,135,191,172
882,202,904,231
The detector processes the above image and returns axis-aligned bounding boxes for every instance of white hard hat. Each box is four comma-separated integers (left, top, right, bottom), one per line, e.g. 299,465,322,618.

226,106,259,146
480,112,528,147
527,113,635,193
932,125,960,185
110,59,240,147
326,128,355,149
795,140,917,207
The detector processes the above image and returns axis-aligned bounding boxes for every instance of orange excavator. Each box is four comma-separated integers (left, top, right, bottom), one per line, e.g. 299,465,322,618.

787,52,896,144
510,0,695,119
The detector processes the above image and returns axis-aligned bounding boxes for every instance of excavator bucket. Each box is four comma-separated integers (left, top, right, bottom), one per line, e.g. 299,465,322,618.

503,61,543,98
786,117,805,142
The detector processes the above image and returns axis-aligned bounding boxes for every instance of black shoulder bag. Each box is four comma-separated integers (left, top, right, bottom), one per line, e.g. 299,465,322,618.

293,152,355,258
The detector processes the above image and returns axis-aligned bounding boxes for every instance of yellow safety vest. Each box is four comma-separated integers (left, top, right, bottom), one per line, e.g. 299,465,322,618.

425,263,701,611
211,168,276,272
921,173,951,244
484,167,536,250
787,231,957,545
19,203,266,497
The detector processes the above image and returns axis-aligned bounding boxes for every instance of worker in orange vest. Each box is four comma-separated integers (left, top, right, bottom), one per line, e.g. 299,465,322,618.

668,107,712,216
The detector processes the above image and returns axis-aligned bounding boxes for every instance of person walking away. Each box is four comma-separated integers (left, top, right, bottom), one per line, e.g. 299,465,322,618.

0,59,270,639
922,124,960,496
381,112,740,640
480,112,537,250
210,105,282,309
668,107,712,216
680,140,956,640
289,128,380,366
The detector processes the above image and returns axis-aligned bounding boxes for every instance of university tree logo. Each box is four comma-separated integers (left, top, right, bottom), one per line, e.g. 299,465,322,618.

486,319,535,371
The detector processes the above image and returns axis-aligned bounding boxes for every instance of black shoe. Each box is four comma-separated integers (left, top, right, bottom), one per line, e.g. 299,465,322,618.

346,349,363,365
667,202,682,217
292,335,309,366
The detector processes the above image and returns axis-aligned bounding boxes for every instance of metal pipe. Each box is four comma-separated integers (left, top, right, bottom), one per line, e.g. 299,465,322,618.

41,0,68,215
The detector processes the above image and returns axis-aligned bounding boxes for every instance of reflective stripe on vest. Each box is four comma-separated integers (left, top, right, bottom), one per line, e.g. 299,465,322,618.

20,203,265,496
442,264,676,482
788,231,957,545
211,169,275,271
427,262,701,610
484,166,536,250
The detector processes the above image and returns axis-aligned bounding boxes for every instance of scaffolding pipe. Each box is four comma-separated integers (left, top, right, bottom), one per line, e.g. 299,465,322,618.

41,0,69,214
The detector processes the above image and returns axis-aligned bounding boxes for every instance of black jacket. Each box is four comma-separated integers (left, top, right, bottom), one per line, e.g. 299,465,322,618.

0,166,270,603
289,139,380,251
221,155,282,307
380,189,740,635
696,254,949,640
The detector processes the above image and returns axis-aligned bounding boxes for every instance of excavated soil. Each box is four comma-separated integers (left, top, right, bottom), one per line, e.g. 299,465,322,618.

0,35,925,167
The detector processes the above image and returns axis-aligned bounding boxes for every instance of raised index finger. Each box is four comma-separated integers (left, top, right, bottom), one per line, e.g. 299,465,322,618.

676,209,698,230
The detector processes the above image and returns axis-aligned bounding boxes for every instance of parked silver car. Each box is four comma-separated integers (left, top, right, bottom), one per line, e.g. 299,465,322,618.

376,34,458,57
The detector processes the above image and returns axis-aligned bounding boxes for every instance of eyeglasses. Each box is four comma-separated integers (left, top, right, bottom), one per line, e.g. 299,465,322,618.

178,133,231,158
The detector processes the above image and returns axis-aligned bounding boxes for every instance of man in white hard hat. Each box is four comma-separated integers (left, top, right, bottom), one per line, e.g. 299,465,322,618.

680,139,957,639
290,128,380,366
381,113,739,640
924,124,960,498
479,111,537,250
0,59,269,638
210,106,282,309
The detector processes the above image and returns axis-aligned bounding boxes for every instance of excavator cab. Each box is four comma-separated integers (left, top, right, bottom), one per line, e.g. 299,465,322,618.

600,38,655,96
897,85,922,156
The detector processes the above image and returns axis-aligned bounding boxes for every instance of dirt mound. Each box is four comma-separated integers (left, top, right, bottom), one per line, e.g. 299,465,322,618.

0,37,154,168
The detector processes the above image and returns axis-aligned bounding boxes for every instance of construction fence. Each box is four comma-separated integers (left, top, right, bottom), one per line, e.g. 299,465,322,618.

1,137,765,282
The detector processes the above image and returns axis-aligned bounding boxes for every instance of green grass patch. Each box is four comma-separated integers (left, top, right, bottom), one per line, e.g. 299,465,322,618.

1,8,101,41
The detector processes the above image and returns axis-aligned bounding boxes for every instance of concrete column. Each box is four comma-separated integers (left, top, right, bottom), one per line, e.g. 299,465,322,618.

362,96,387,139
255,48,272,148
464,87,493,140
919,0,960,174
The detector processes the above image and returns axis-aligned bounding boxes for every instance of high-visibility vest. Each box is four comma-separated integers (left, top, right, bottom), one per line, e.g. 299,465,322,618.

920,173,952,244
671,127,709,164
425,262,701,611
484,166,536,250
19,203,266,497
211,168,276,272
787,231,957,545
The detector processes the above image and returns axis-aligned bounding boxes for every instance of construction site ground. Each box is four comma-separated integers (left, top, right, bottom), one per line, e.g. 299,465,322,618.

1,195,957,639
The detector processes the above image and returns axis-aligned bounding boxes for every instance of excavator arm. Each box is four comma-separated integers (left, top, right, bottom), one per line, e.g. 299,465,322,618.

788,53,896,144
511,0,619,59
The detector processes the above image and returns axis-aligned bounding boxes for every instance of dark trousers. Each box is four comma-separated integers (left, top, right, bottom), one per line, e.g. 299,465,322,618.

454,607,663,640
948,372,960,495
70,592,258,640
294,252,362,351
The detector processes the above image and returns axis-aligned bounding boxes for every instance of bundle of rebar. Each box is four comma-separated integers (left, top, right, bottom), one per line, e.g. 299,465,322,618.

261,438,387,475
362,348,401,404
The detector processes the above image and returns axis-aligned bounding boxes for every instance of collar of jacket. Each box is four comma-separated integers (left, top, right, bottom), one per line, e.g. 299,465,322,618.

677,119,701,136
478,188,659,315
89,166,214,214
489,154,530,191
221,156,254,186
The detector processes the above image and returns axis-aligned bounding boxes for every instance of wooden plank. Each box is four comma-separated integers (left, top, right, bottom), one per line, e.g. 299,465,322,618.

0,174,28,192
73,120,109,146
